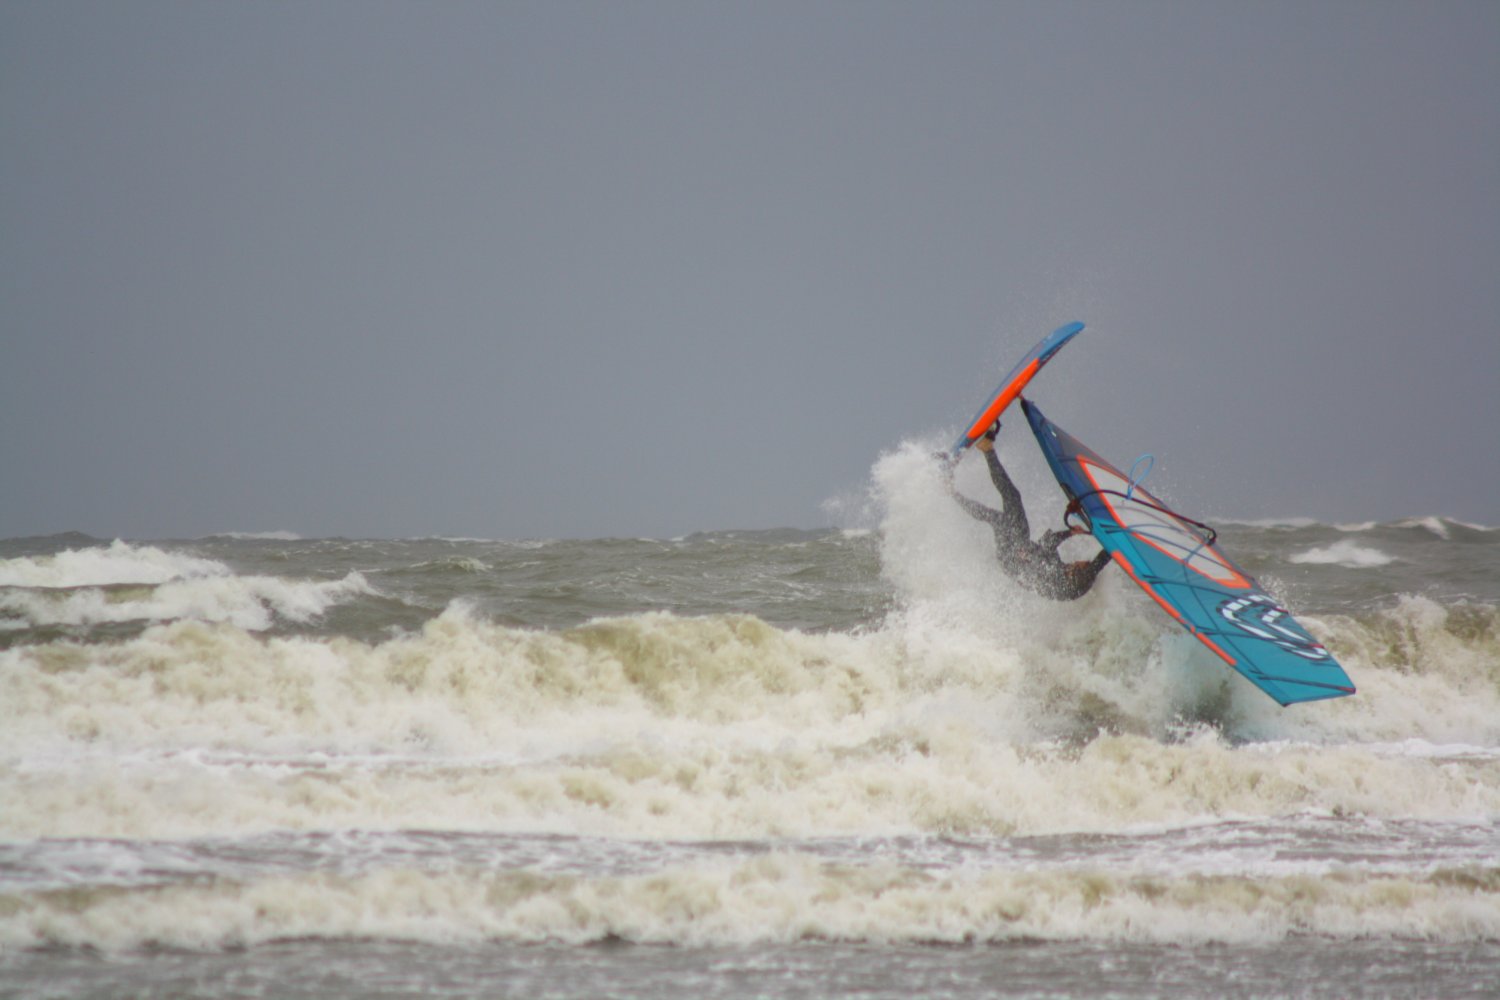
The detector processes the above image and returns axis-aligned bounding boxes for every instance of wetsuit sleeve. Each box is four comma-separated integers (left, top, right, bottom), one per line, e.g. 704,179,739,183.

939,458,1002,525
1039,528,1072,553
1052,547,1115,601
950,490,1002,525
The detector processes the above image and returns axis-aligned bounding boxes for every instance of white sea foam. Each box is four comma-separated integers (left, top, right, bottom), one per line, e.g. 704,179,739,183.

3,590,1497,844
1288,540,1395,568
0,540,227,588
4,853,1496,951
1361,738,1500,761
0,570,374,631
0,540,377,630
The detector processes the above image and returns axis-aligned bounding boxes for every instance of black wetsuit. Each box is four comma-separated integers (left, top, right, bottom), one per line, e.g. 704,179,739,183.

949,448,1111,601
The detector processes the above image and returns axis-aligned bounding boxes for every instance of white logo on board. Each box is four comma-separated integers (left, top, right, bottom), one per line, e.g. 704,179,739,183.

1217,594,1330,661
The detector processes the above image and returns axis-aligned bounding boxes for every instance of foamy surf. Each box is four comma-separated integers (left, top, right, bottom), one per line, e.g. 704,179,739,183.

5,847,1497,952
2,475,1497,995
4,594,1498,843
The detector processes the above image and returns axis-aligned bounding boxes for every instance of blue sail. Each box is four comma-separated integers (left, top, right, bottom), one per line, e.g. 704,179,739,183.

1022,400,1355,706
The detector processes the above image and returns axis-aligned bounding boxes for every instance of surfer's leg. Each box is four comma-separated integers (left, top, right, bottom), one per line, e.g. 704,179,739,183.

983,450,1030,539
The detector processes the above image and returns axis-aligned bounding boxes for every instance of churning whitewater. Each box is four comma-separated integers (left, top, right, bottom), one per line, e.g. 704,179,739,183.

2,441,1498,996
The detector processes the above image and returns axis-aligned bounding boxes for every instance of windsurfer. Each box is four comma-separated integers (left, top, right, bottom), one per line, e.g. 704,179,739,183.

940,424,1111,600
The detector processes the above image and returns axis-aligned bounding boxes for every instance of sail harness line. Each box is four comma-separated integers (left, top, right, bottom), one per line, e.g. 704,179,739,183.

1063,488,1220,548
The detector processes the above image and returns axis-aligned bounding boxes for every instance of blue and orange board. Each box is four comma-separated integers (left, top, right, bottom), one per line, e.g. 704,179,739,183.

949,322,1084,459
1023,399,1356,706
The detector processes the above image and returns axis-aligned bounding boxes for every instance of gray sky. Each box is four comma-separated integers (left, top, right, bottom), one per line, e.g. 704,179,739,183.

4,1,1497,539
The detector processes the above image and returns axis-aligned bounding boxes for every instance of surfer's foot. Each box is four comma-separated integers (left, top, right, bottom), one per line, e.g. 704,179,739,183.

984,421,1001,440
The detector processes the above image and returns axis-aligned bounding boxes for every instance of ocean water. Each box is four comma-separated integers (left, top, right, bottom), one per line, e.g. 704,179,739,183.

3,445,1498,998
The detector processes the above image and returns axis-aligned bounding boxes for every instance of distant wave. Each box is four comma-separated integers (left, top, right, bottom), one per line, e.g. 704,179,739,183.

199,530,303,541
400,557,493,575
1288,540,1396,569
0,571,375,632
1387,516,1500,539
0,539,226,588
0,539,373,630
1224,515,1496,536
1222,517,1323,530
1395,517,1452,539
1364,516,1499,538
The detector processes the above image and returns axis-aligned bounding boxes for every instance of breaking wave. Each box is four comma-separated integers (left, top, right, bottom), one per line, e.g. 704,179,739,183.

7,853,1497,950
3,593,1498,844
0,540,373,633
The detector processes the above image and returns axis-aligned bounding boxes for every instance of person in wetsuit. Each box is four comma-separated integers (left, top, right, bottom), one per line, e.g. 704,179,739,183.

940,425,1111,601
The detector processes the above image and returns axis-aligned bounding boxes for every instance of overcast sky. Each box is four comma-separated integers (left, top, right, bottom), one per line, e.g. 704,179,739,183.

3,1,1497,539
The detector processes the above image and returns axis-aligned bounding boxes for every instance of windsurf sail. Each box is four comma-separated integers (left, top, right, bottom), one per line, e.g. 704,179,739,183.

950,322,1084,458
1022,399,1356,706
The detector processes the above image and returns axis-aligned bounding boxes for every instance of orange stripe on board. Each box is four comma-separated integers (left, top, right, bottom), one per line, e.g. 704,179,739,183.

965,359,1040,440
1111,551,1238,666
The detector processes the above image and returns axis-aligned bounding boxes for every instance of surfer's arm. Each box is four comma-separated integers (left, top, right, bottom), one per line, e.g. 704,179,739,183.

938,457,1003,524
1039,528,1072,553
952,492,1001,524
